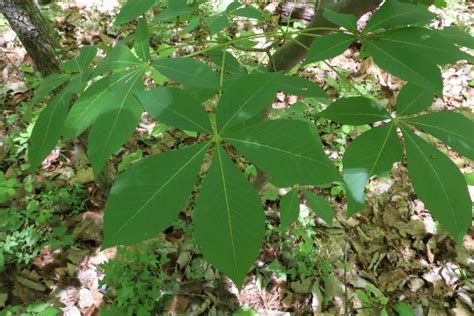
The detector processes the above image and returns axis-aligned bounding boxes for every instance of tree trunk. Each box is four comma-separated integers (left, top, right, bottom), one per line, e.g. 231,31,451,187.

0,0,60,76
269,0,383,72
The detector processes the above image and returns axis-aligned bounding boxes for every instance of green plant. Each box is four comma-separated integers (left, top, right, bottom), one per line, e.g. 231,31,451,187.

0,190,75,270
354,286,415,316
10,123,33,162
0,171,19,203
265,201,336,282
40,183,87,215
99,239,177,315
0,300,59,316
28,0,473,288
354,284,390,316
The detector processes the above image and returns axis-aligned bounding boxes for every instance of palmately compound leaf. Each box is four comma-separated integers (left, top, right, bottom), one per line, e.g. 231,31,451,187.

103,142,210,247
152,58,220,90
303,190,334,226
135,87,212,134
396,83,434,116
323,9,357,32
364,0,436,32
276,75,328,98
343,123,403,216
317,97,391,125
135,18,150,62
93,43,143,76
224,119,341,187
305,33,356,64
363,38,443,95
114,0,156,25
194,144,265,289
29,90,71,171
88,81,144,176
217,72,281,132
63,68,145,140
371,28,473,65
402,112,474,159
280,188,300,229
401,127,471,244
30,74,72,105
60,46,97,73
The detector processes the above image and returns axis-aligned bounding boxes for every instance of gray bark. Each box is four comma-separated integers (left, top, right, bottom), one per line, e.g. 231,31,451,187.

0,0,59,76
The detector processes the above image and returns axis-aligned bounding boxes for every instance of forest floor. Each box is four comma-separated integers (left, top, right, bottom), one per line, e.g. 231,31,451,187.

0,0,473,315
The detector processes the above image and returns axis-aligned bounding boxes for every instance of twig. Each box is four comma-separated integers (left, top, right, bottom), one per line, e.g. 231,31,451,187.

344,237,349,315
231,43,271,52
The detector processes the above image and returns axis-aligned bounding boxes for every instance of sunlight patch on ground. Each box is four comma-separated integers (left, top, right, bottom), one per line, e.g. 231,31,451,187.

67,0,119,12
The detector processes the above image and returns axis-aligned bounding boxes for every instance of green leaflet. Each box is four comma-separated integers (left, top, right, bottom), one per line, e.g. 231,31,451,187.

88,84,144,176
135,18,150,62
206,49,245,74
135,87,212,134
343,123,403,216
364,38,443,95
103,142,210,247
364,0,436,32
30,74,71,105
280,188,300,229
194,144,265,289
401,127,471,244
276,75,328,98
437,26,474,49
67,68,94,94
317,97,391,125
398,0,445,7
114,0,156,25
60,46,97,73
371,28,473,65
152,58,220,89
217,72,281,132
396,83,433,116
221,72,250,89
184,87,218,104
93,43,143,76
362,13,469,95
224,119,341,187
225,1,241,13
232,7,262,20
29,90,72,171
63,68,145,140
465,172,474,186
208,14,230,35
401,112,474,160
305,33,356,64
181,16,200,33
323,9,357,32
393,302,415,316
303,190,333,226
155,0,192,21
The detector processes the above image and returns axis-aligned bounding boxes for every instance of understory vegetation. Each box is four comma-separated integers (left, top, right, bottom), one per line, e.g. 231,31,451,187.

0,0,473,315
